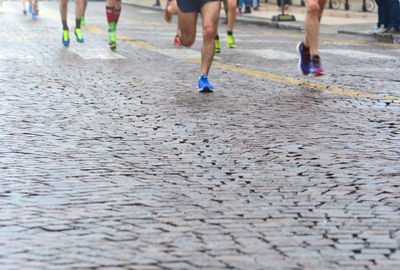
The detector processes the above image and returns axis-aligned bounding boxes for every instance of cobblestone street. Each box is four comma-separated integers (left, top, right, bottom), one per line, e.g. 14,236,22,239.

1,1,400,269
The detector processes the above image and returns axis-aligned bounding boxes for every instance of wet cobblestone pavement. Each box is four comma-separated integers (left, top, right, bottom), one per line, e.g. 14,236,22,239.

1,2,400,269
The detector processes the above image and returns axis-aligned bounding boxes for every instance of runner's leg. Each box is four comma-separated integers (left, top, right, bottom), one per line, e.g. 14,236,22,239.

114,0,122,26
75,0,83,24
200,1,220,76
32,0,38,17
226,0,236,48
304,0,325,56
22,0,27,14
82,0,88,25
214,1,221,53
106,0,120,49
60,0,70,46
303,0,325,75
74,0,84,42
227,0,236,33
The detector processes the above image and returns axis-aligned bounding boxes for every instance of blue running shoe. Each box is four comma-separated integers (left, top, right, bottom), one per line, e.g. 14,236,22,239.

31,12,37,20
296,42,311,76
310,55,324,77
198,75,213,92
28,4,32,14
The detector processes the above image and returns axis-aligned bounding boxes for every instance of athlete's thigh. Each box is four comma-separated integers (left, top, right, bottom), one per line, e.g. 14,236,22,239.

178,11,198,44
201,0,220,29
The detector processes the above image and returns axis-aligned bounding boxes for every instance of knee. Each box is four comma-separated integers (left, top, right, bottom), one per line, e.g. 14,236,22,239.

60,0,68,6
181,36,195,47
307,1,320,16
229,1,237,10
203,25,217,41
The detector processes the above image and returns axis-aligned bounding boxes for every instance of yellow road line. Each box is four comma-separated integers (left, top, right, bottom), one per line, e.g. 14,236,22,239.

185,58,400,104
84,24,155,49
263,31,398,48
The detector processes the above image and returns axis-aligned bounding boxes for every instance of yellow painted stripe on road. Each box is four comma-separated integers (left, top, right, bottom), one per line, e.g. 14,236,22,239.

263,31,398,48
185,58,400,104
83,24,155,49
117,34,155,49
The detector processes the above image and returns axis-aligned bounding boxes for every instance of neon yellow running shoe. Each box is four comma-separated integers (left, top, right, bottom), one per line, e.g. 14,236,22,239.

74,28,84,43
62,30,70,47
227,34,235,49
215,38,221,53
109,31,116,50
81,15,85,26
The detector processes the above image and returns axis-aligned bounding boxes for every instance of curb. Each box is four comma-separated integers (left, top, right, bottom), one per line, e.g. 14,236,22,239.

338,30,375,37
227,16,303,31
338,30,398,43
126,1,163,11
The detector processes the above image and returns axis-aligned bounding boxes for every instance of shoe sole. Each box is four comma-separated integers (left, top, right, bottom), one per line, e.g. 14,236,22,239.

198,88,213,93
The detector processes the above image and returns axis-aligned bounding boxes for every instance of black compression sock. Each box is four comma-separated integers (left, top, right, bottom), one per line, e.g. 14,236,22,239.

76,19,81,29
62,20,68,30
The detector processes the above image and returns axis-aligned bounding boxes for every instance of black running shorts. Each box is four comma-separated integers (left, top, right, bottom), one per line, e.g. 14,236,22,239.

177,0,219,13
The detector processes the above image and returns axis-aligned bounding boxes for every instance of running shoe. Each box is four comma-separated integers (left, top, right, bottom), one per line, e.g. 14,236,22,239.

62,30,70,47
164,1,172,23
23,9,27,15
28,4,32,14
296,41,311,76
31,12,37,20
215,38,221,53
310,55,324,76
74,28,84,43
394,37,400,44
81,15,86,26
198,75,213,92
173,35,182,47
109,31,117,50
227,34,236,48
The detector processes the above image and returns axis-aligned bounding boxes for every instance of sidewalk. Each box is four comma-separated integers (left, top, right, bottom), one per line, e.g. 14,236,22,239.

123,0,381,36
